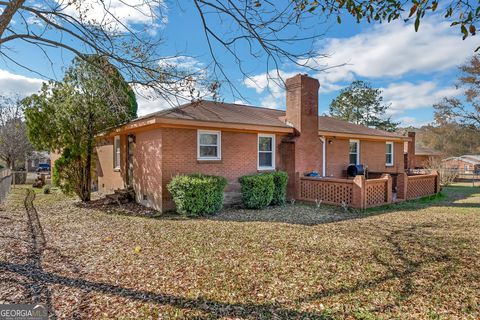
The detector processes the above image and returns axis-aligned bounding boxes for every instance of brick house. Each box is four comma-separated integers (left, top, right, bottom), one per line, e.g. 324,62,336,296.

403,132,442,169
96,74,410,211
442,155,480,173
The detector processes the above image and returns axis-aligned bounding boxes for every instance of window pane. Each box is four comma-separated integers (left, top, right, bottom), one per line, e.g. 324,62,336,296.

386,154,392,164
200,146,218,157
200,133,217,145
349,142,357,153
259,137,272,151
114,137,120,167
349,153,358,165
386,143,392,153
259,152,272,167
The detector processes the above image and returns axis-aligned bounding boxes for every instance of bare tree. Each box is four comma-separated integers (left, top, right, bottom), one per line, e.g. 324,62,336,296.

0,0,325,103
434,55,480,129
0,95,33,169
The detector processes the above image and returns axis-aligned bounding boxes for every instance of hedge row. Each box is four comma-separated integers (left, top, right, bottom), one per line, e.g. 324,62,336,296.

167,174,227,217
239,171,288,209
167,171,288,216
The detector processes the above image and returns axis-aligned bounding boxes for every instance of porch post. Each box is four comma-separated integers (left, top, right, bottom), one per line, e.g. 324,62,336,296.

352,175,365,209
381,173,393,203
397,172,408,200
320,136,326,177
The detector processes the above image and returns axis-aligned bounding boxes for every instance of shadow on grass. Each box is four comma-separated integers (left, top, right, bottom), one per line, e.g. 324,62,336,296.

0,260,334,319
295,222,453,314
3,189,335,319
74,185,479,227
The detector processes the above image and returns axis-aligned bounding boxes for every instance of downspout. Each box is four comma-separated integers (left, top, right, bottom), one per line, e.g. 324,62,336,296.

320,136,326,177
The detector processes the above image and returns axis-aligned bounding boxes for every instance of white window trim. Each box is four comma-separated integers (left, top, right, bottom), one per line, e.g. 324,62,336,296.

386,141,394,166
114,135,121,170
349,139,360,165
197,130,221,160
257,133,276,170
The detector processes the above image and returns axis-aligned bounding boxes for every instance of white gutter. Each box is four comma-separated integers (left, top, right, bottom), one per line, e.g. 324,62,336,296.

320,136,326,177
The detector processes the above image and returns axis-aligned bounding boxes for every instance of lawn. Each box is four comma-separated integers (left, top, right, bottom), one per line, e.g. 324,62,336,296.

0,185,479,319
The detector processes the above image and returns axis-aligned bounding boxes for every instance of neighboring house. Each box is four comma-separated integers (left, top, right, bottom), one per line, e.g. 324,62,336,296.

25,151,50,172
442,155,480,173
403,133,442,169
96,74,410,212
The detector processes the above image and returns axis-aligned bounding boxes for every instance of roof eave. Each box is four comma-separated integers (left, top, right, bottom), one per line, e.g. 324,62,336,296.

318,130,410,142
98,116,294,137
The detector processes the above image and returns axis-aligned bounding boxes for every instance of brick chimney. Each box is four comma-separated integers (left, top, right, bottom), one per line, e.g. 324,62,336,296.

285,74,322,174
407,131,416,169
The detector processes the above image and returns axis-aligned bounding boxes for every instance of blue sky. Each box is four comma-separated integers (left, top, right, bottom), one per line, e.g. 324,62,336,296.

0,0,477,127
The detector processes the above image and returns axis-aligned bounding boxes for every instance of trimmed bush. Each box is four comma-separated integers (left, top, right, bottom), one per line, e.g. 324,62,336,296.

270,171,288,206
239,173,274,209
43,184,51,194
167,174,227,217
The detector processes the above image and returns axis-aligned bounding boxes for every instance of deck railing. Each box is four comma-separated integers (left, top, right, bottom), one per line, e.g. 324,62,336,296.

297,171,438,209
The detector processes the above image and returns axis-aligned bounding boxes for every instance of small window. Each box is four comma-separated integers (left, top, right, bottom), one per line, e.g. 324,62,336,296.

197,130,221,160
386,142,394,166
258,134,275,170
349,140,359,165
114,136,121,169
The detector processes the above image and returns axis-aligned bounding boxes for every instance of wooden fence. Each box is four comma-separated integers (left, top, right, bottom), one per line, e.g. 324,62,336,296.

297,174,392,209
299,177,354,206
297,171,438,209
397,171,440,200
0,169,12,203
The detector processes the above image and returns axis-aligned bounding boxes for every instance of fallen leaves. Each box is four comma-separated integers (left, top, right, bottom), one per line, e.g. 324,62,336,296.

0,185,479,319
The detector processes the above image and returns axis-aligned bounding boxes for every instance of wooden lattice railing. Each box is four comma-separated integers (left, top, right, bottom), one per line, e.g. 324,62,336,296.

406,173,437,200
297,171,437,209
298,177,353,206
365,178,389,208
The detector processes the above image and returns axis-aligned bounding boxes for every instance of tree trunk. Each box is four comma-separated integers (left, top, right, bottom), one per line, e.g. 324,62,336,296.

84,147,92,202
79,134,94,202
0,0,26,38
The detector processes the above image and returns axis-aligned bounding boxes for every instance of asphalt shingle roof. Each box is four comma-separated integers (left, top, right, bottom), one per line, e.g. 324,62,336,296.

133,100,405,138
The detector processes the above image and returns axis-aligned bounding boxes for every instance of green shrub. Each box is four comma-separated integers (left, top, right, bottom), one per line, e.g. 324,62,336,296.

270,171,288,206
167,174,227,217
43,184,51,194
239,173,274,209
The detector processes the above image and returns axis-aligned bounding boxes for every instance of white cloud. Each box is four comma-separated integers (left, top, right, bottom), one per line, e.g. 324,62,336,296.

244,16,472,115
381,81,461,115
0,70,44,97
158,56,205,73
56,0,167,32
244,71,298,108
305,17,478,85
397,116,431,127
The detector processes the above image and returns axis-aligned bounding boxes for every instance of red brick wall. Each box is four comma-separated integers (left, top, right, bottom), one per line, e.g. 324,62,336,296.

96,137,125,193
132,129,163,211
285,74,323,175
414,155,441,169
443,158,476,172
324,138,404,177
160,128,287,211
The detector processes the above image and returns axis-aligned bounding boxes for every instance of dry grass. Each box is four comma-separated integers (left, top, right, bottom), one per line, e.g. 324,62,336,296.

0,184,479,319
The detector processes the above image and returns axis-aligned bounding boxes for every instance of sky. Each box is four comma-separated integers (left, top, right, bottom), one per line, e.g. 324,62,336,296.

0,0,478,128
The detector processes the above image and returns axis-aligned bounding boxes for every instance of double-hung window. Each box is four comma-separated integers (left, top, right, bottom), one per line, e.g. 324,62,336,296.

349,140,360,165
197,130,221,160
114,136,121,170
258,134,275,170
386,142,394,166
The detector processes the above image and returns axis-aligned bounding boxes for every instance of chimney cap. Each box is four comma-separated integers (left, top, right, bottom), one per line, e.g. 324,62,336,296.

285,73,320,87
